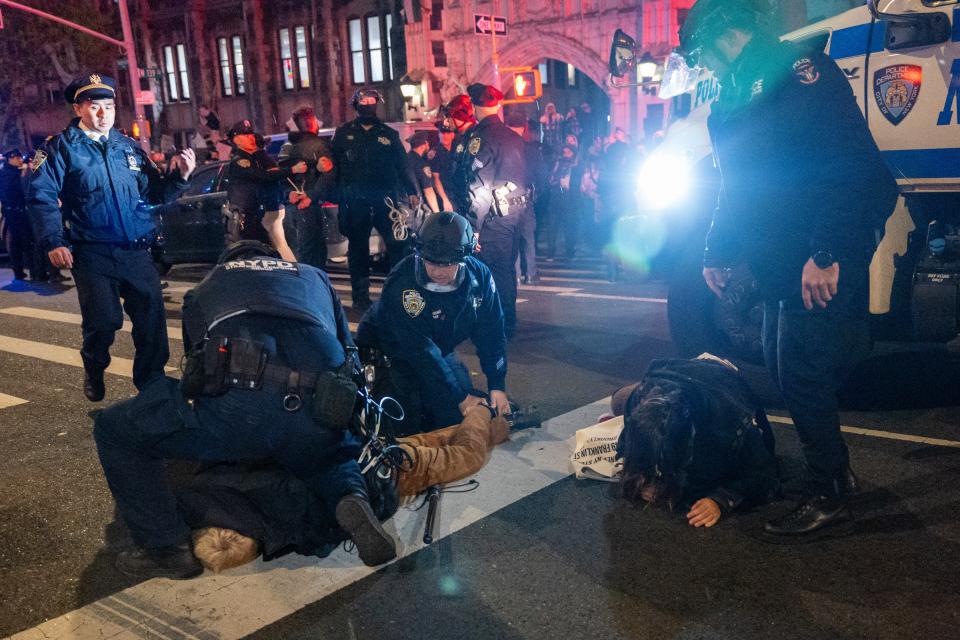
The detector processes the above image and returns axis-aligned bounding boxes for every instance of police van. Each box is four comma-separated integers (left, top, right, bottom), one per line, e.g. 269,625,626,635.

611,0,960,361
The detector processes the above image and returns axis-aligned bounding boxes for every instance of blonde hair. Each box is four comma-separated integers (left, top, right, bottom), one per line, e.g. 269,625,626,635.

191,527,259,573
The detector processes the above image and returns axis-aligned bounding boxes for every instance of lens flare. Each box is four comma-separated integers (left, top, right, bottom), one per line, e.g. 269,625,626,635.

606,214,668,274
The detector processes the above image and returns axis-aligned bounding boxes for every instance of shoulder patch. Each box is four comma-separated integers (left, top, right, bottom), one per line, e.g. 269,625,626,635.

402,289,425,317
468,137,481,156
237,158,251,168
793,57,820,85
31,149,48,172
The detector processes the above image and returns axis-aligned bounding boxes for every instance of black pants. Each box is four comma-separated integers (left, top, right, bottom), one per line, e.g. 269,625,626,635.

340,200,406,304
374,354,474,436
71,243,168,390
479,214,521,339
761,267,869,496
3,211,34,278
295,204,328,270
516,205,538,281
94,377,366,549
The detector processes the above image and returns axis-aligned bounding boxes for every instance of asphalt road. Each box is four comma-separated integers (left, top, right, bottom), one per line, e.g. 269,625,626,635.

0,255,958,640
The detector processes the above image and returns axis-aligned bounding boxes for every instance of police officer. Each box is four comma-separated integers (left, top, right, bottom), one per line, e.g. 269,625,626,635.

356,212,509,435
93,240,396,578
1,149,33,280
28,74,196,401
225,119,305,261
678,0,898,535
429,107,459,212
278,106,335,270
452,84,529,339
332,89,417,311
406,130,440,213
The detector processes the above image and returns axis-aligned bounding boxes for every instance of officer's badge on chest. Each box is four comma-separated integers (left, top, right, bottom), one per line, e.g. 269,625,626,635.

402,289,426,317
237,159,252,168
378,136,391,146
468,138,481,155
126,153,141,171
431,309,444,320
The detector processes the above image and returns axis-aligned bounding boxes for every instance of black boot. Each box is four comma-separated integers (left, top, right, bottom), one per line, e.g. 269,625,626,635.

116,543,203,580
764,494,851,536
84,369,106,402
336,494,397,566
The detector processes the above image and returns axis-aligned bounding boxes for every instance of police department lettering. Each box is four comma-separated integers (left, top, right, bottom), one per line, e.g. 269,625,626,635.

223,259,298,272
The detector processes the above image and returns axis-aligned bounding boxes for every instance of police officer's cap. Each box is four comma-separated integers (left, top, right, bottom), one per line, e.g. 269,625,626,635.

352,88,384,109
445,95,474,122
64,73,116,104
678,0,765,59
2,148,23,159
227,119,257,138
407,130,432,148
415,212,476,265
466,83,504,108
218,240,281,264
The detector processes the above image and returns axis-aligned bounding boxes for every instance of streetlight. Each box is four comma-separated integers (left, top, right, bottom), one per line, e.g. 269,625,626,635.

400,75,418,100
638,52,658,81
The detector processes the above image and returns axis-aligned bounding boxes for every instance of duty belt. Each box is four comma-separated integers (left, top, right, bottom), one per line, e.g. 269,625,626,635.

73,236,154,250
225,361,322,411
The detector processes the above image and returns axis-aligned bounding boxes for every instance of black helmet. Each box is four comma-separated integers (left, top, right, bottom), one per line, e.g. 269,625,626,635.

678,0,765,65
414,212,475,265
351,88,384,110
218,240,281,264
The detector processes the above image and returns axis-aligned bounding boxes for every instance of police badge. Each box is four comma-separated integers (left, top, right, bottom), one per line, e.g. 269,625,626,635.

378,136,392,145
238,159,252,168
874,64,922,126
127,154,141,171
468,138,481,155
402,289,426,317
32,149,48,172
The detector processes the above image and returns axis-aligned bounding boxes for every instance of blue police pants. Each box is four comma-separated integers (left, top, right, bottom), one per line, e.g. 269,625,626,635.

761,267,870,496
94,377,367,549
382,354,475,436
71,243,169,389
340,200,406,304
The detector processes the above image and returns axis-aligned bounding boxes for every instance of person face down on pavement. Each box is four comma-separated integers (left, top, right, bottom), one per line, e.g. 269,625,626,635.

355,212,511,435
93,240,396,579
183,404,511,573
681,0,896,536
612,356,778,529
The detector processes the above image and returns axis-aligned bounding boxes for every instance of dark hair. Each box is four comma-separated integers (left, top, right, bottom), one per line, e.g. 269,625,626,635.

617,387,693,510
292,106,320,134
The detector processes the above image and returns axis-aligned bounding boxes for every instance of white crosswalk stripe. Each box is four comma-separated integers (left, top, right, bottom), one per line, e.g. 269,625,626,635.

0,392,28,409
0,334,177,378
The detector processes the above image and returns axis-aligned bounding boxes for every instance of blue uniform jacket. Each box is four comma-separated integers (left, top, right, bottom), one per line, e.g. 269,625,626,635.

27,119,187,251
357,255,507,401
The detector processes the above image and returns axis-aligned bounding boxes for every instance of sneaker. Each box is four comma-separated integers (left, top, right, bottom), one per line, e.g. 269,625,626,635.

335,494,396,566
116,543,204,580
764,495,851,536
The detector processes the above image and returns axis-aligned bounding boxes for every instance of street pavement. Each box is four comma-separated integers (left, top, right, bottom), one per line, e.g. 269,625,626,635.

0,256,958,640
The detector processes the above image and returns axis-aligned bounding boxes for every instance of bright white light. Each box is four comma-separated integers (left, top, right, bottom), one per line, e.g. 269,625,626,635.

637,154,692,210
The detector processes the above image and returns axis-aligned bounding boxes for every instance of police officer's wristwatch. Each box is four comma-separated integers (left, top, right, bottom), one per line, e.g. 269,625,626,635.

812,250,837,269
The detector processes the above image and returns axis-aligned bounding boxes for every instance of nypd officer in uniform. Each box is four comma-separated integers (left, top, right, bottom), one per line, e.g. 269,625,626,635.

332,89,417,311
356,212,509,435
452,84,529,339
406,130,440,213
278,106,336,270
28,74,196,401
678,0,898,535
225,119,305,261
93,240,396,578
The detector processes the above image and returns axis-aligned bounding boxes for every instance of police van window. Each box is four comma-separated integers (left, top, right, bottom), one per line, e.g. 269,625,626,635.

794,31,831,54
774,0,862,32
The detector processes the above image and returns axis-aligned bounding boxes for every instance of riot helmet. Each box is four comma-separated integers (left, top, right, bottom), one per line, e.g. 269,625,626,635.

218,240,281,264
352,89,384,118
414,212,476,265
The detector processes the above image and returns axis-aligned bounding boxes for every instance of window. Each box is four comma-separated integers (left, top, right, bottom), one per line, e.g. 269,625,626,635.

177,44,191,100
347,14,395,85
279,26,312,90
233,36,246,94
162,45,188,102
349,19,365,84
432,41,447,68
538,62,549,85
217,38,233,96
217,36,246,96
430,0,443,30
567,63,577,88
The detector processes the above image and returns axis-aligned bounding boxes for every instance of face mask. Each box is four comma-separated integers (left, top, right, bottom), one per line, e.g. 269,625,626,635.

356,105,378,119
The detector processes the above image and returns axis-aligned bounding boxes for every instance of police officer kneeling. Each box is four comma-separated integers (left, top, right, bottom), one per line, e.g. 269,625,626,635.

93,241,395,579
357,212,510,435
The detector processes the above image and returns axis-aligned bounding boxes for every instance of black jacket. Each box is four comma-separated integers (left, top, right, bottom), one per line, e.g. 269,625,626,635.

226,148,293,214
27,119,187,250
356,255,507,401
618,357,778,512
278,131,335,205
331,117,415,206
0,164,26,221
704,37,898,298
452,115,529,229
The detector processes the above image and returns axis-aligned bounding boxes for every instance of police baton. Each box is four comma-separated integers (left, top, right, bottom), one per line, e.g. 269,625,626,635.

422,485,442,545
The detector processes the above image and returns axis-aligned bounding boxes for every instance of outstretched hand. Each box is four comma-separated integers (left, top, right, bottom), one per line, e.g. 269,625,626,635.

801,258,839,310
687,498,721,528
